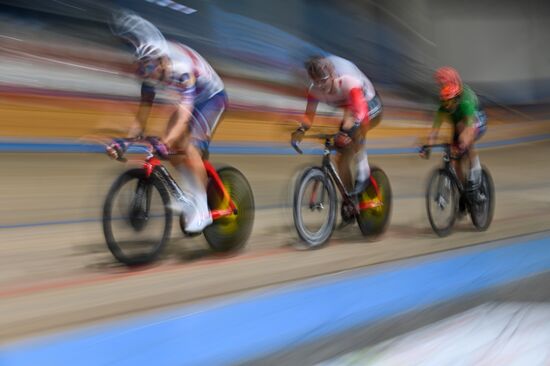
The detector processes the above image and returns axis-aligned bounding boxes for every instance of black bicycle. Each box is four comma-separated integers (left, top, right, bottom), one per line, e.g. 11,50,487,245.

420,143,494,237
291,134,392,248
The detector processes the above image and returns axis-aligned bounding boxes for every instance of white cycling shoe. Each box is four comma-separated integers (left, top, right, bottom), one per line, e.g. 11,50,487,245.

169,190,212,233
174,195,212,233
184,208,213,233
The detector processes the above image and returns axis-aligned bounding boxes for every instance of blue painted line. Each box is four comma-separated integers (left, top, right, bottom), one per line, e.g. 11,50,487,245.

1,133,549,155
0,141,105,153
6,178,550,230
2,177,547,230
0,217,99,229
477,133,550,148
2,234,550,366
0,214,161,230
0,204,287,230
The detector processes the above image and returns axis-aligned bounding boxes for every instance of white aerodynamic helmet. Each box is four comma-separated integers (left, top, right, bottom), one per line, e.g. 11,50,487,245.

135,42,166,61
111,11,168,60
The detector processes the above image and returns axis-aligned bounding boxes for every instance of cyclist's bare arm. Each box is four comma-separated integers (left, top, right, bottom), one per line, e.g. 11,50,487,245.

427,127,439,146
427,110,447,145
129,84,155,138
302,96,318,130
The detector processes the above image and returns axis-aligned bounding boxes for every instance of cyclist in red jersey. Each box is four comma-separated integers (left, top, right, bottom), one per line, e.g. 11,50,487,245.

291,55,383,223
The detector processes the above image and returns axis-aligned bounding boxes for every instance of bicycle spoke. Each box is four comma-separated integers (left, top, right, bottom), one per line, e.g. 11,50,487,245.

427,170,458,236
103,169,172,266
301,177,330,233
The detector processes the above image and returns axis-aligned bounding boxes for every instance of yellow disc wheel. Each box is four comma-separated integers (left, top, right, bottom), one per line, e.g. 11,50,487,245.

356,166,392,239
203,166,255,253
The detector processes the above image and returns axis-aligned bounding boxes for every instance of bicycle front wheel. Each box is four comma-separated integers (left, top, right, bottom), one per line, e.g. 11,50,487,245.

426,168,459,237
103,169,172,266
293,167,337,249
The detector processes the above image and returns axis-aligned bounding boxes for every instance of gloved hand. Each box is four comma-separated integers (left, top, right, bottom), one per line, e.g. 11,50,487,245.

148,137,170,159
291,127,306,144
419,146,431,159
106,138,129,160
335,130,353,148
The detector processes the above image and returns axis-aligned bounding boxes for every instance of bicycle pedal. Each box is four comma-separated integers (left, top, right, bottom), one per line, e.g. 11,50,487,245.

337,219,355,230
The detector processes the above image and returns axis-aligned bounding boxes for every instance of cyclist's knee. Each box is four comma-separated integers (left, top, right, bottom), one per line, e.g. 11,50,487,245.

194,140,210,160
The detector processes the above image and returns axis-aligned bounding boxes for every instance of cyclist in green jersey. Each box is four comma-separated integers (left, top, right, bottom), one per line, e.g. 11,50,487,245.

423,67,487,194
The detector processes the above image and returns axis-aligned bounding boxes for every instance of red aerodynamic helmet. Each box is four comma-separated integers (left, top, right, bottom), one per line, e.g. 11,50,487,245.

434,66,462,87
435,67,462,100
439,84,461,101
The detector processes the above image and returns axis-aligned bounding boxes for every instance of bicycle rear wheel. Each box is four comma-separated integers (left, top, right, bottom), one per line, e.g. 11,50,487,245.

470,166,495,231
103,169,172,266
203,166,255,253
426,168,459,237
356,166,392,240
293,167,337,248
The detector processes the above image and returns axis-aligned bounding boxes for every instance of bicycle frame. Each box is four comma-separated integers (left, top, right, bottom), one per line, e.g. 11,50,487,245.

142,156,237,221
311,138,383,215
423,143,478,207
436,145,467,195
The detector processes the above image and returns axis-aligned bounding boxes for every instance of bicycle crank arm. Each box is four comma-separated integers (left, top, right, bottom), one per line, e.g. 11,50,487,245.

212,207,238,220
358,200,383,210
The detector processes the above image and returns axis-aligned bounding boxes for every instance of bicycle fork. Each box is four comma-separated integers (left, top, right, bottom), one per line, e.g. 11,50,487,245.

129,179,152,231
309,179,326,211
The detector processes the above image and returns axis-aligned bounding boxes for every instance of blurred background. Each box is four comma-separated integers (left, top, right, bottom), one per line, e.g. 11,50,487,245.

2,0,550,108
2,1,550,361
1,0,549,145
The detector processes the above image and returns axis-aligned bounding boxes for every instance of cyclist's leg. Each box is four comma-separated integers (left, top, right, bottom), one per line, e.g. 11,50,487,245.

452,124,465,184
336,147,354,192
176,144,213,232
467,111,487,188
183,90,228,184
351,99,382,195
189,90,228,155
163,100,221,232
352,129,370,194
335,148,356,226
467,147,481,186
184,90,227,221
450,126,470,214
337,95,382,195
163,105,208,188
164,109,210,229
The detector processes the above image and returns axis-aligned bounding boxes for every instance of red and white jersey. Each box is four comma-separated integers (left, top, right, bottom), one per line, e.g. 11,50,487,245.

308,55,376,108
162,41,224,104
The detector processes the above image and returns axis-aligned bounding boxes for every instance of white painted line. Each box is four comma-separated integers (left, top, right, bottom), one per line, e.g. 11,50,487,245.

0,46,120,75
0,35,23,42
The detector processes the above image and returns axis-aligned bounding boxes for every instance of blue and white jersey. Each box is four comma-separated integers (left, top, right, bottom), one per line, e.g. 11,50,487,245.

142,41,224,105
